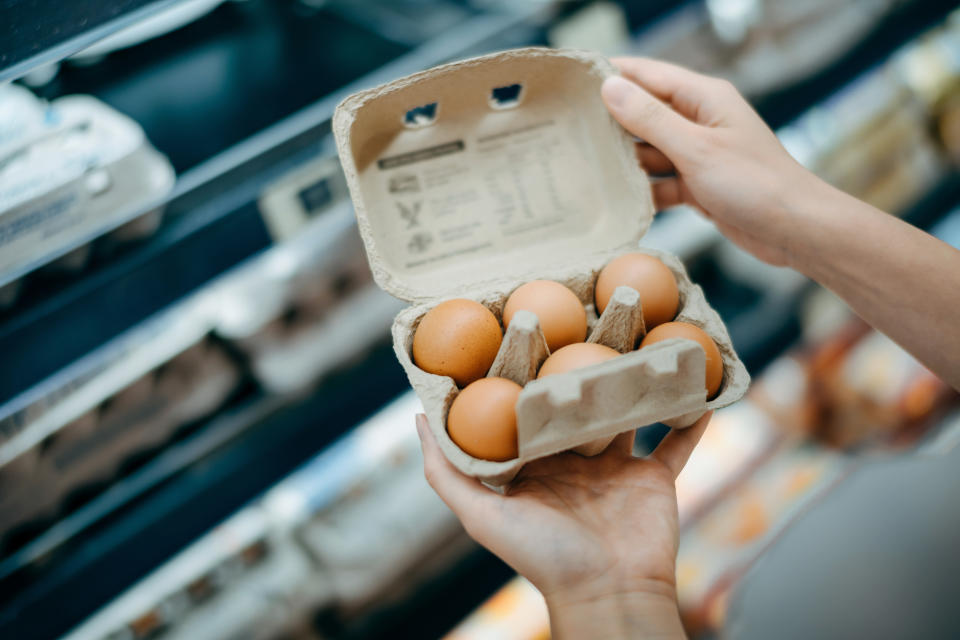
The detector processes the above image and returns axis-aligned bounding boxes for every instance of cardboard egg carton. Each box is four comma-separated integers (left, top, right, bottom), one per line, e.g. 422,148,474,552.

334,48,749,483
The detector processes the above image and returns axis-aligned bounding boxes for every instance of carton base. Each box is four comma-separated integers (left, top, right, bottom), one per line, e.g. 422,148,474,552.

662,410,708,430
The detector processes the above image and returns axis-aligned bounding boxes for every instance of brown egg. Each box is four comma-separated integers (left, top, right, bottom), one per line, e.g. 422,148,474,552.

537,342,621,378
595,253,679,329
503,280,587,352
447,377,522,461
413,299,502,387
640,321,723,398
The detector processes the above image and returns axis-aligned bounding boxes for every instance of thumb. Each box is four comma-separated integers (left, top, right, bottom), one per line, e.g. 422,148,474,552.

601,75,699,164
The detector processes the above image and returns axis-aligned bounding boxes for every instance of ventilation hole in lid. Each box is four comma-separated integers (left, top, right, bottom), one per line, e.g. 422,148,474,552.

490,83,523,109
403,102,438,128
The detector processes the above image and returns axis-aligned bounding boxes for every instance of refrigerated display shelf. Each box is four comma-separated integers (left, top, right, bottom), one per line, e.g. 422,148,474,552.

4,0,950,408
1,3,958,636
0,384,270,582
753,0,957,130
34,0,417,173
0,340,408,640
0,0,417,301
0,5,553,406
3,170,954,639
315,547,515,640
0,0,183,83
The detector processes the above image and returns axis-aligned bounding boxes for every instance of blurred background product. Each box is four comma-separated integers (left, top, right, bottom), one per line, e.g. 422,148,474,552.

633,0,897,98
0,86,174,309
0,1,958,639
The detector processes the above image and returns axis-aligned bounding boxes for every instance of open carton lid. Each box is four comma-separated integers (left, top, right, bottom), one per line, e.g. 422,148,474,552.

333,47,653,304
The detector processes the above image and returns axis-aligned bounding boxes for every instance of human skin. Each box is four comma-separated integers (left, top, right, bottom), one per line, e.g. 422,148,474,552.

417,412,710,639
603,57,960,391
417,57,960,639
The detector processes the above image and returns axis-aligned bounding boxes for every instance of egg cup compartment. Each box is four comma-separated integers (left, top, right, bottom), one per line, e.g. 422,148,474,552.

487,309,549,386
589,285,646,351
336,48,750,484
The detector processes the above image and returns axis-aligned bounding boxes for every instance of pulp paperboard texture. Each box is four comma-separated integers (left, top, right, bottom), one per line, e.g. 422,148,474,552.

334,48,750,483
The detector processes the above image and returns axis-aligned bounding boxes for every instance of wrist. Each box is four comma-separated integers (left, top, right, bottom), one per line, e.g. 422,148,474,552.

777,174,855,277
545,583,685,640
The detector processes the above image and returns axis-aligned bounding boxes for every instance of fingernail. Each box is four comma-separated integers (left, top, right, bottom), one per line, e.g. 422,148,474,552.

415,413,428,438
601,76,635,110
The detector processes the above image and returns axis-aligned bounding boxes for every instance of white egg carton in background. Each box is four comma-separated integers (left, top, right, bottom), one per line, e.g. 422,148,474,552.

0,177,404,540
214,195,404,396
60,392,467,640
0,86,175,304
335,48,749,483
0,305,240,540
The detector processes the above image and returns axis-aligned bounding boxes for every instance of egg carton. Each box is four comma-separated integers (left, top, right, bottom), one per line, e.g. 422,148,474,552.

0,337,241,541
0,91,175,300
213,215,403,395
334,48,750,483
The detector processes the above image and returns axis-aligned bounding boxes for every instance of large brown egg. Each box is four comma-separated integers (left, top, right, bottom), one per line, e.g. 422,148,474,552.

413,299,502,387
447,377,522,461
640,321,723,398
503,280,587,352
595,253,679,329
537,342,620,378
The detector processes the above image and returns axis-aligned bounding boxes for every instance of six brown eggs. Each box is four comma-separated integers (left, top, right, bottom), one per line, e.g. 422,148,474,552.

412,253,726,461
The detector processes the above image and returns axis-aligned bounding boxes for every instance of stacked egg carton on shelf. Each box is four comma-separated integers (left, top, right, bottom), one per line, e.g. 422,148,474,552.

0,310,240,552
212,183,405,396
335,48,750,484
59,393,467,640
0,83,175,309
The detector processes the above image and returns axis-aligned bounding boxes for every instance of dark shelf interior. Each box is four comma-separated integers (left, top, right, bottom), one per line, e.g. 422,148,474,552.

0,0,174,83
0,4,552,406
32,1,414,173
0,340,408,640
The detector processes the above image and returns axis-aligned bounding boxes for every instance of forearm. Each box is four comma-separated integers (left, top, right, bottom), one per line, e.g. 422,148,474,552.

546,590,686,640
787,180,960,390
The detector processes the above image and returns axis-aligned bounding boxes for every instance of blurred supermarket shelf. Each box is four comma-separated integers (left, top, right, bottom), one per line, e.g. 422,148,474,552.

1,377,513,640
2,0,958,589
752,0,958,130
0,0,191,83
2,3,960,639
32,1,414,174
2,0,954,409
4,166,951,597
0,3,557,405
0,200,402,568
44,390,515,640
0,390,280,582
0,340,410,639
630,0,959,129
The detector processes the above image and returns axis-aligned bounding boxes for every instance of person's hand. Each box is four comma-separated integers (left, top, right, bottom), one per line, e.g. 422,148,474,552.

416,412,713,639
601,57,833,268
